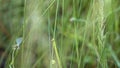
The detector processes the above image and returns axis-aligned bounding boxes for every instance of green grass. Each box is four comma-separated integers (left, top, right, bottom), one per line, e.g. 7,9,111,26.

0,0,120,68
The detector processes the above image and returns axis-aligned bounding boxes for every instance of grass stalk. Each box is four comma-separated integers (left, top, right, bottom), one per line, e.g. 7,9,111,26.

9,45,20,68
97,0,107,68
51,38,62,68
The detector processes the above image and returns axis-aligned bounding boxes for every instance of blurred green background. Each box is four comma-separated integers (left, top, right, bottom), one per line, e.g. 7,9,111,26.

0,0,120,68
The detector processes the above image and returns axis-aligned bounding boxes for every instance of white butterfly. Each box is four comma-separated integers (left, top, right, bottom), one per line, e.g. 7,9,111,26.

16,37,23,47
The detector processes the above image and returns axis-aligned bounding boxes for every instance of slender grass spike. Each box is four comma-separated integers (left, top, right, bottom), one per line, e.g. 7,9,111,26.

9,37,23,68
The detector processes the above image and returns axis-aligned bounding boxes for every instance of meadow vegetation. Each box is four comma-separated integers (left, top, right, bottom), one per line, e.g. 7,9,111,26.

0,0,120,68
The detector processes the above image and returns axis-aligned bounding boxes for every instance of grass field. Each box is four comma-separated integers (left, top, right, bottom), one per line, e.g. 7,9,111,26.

0,0,120,68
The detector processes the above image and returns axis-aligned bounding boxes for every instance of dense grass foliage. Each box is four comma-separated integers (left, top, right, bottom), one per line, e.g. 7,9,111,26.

0,0,120,68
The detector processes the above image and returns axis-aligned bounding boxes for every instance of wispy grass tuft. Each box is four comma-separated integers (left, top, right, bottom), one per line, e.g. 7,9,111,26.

2,0,120,68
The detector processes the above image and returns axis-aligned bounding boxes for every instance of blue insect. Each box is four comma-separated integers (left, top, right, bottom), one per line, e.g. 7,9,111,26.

16,37,23,47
